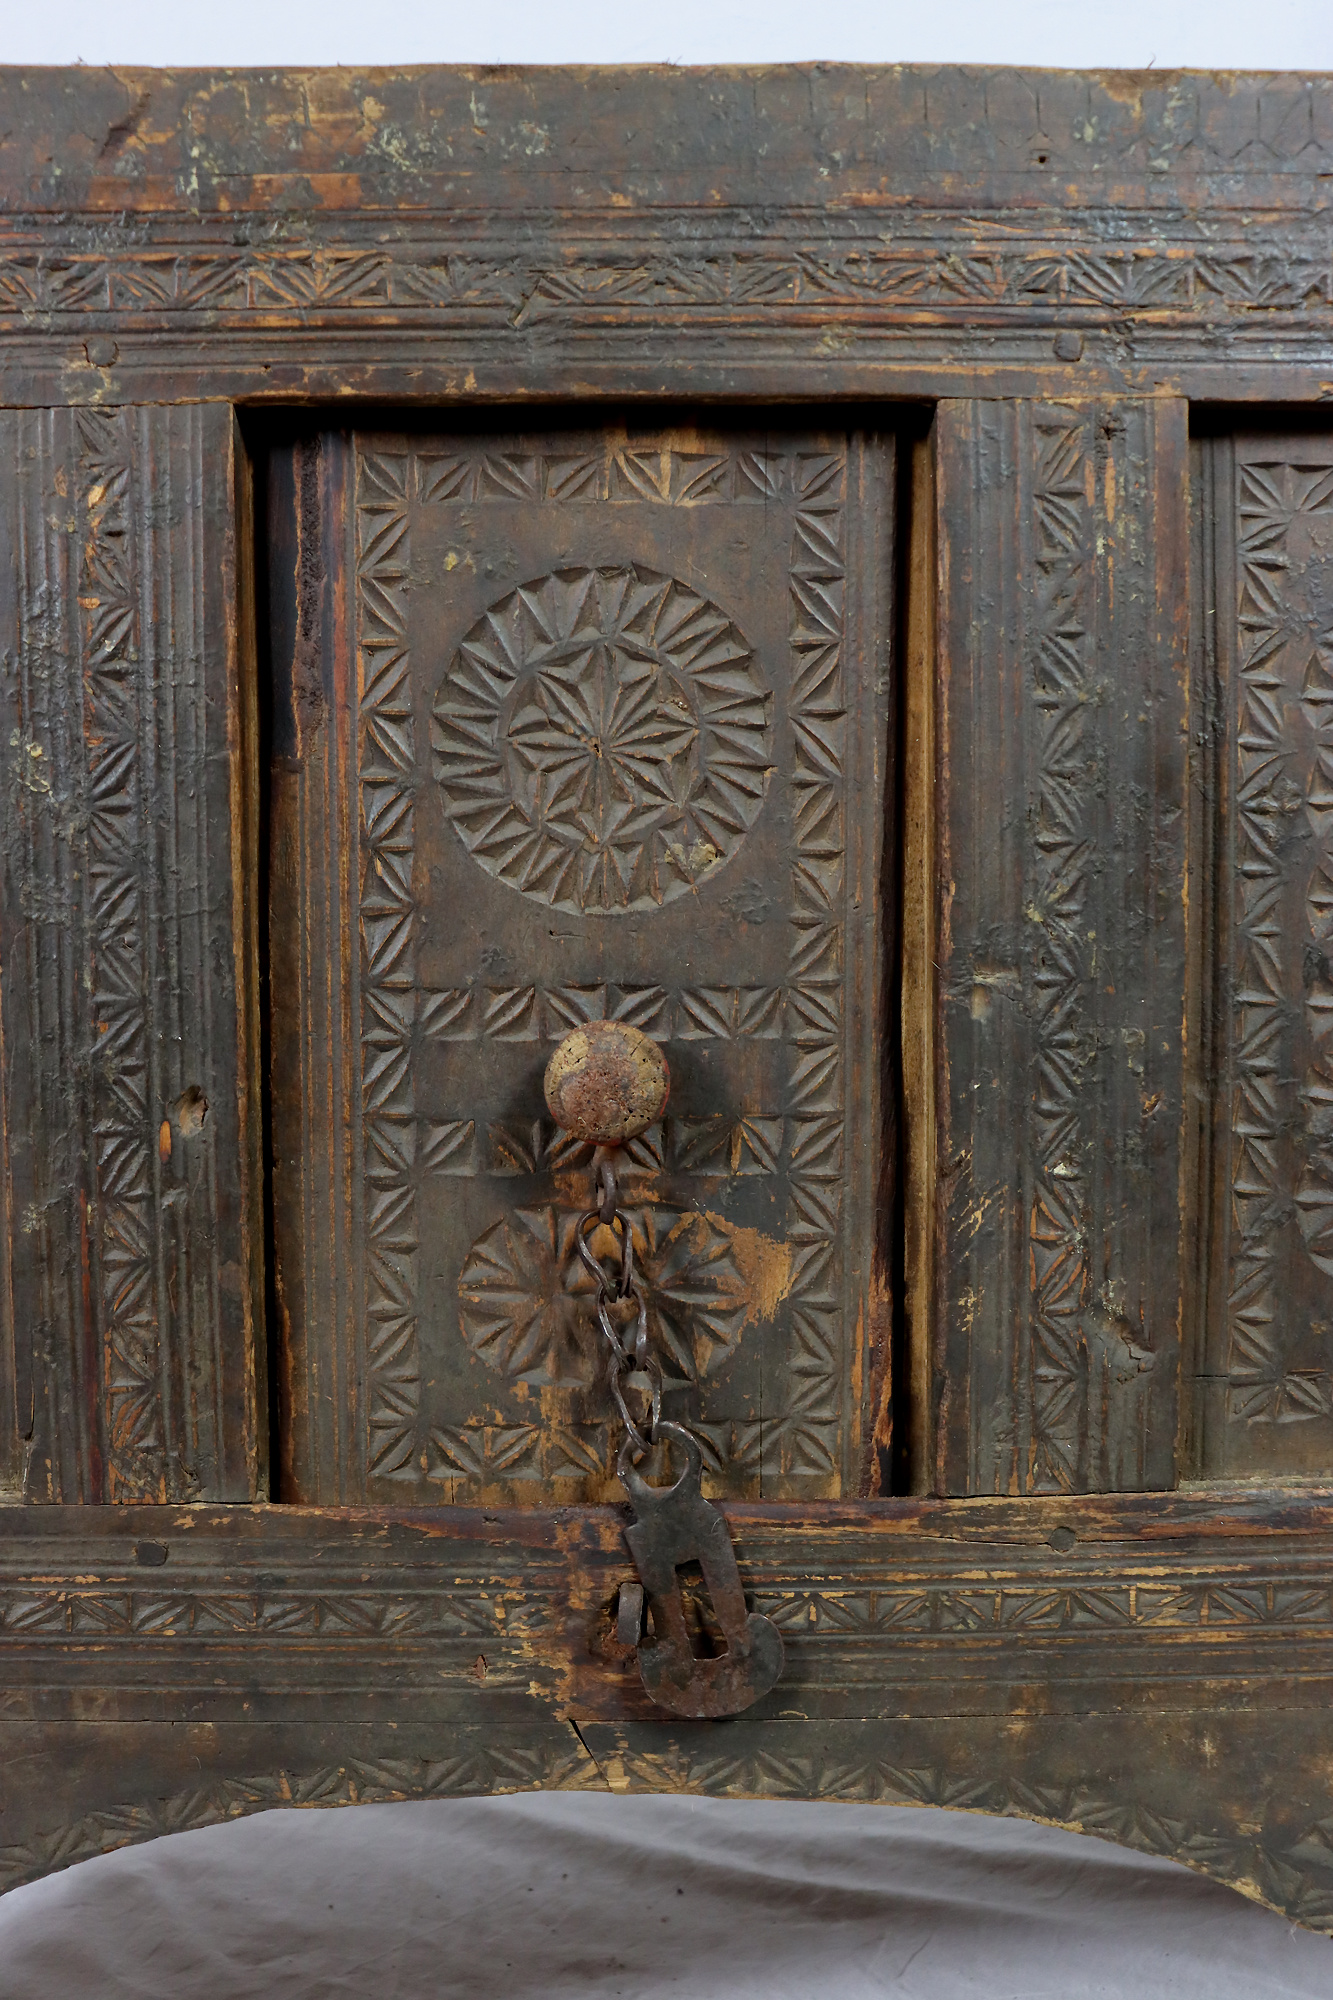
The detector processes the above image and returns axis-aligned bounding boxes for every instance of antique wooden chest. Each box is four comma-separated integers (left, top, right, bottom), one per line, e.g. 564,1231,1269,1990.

2,62,1333,1926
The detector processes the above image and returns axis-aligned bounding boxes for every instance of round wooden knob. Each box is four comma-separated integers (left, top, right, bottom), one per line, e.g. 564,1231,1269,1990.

544,1021,670,1145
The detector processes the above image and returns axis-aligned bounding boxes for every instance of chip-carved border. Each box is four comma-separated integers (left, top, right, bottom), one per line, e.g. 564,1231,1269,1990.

74,409,171,1503
4,233,1333,330
1225,452,1333,1430
8,1561,1333,1644
353,437,857,1493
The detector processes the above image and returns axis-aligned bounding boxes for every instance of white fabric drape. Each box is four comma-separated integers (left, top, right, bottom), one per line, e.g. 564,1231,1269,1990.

1,1791,1329,1998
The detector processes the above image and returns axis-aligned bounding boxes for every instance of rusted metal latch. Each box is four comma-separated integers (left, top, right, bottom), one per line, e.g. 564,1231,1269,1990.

618,1422,784,1717
545,1021,785,1719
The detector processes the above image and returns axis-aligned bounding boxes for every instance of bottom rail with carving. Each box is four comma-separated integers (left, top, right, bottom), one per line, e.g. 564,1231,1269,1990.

1,1495,1332,1930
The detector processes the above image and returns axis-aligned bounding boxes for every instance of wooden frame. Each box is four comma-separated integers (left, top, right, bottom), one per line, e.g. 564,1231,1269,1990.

2,65,1333,1929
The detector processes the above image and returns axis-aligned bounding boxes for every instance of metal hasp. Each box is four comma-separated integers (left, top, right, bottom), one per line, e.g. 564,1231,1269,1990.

620,1424,784,1719
544,1023,783,1718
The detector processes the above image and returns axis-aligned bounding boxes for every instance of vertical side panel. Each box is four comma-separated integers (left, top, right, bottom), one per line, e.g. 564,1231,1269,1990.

268,434,360,1506
902,429,938,1496
933,398,1189,1495
1196,431,1333,1479
0,410,87,1501
0,406,263,1502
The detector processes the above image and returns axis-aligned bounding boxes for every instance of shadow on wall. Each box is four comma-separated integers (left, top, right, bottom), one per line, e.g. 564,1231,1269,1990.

0,1792,1329,1999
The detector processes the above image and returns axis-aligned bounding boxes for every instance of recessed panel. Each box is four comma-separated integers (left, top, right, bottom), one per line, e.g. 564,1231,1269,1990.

1198,433,1333,1478
269,420,892,1504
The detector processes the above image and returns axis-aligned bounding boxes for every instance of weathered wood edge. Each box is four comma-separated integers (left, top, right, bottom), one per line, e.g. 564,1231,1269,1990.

0,60,1331,1923
0,68,1329,404
0,405,264,1502
3,1499,1333,1924
3,65,1333,210
3,1715,1333,1930
932,396,1192,1496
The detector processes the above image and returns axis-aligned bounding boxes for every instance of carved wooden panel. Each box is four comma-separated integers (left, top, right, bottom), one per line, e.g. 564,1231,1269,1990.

932,398,1190,1496
0,406,265,1502
269,421,893,1506
1192,431,1333,1478
6,71,1333,410
2,62,1333,1928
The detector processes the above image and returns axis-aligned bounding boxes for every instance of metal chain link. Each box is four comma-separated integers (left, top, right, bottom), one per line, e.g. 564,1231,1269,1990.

573,1139,784,1715
575,1154,663,1459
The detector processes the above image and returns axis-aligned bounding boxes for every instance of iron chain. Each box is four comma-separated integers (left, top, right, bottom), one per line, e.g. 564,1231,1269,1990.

575,1155,663,1460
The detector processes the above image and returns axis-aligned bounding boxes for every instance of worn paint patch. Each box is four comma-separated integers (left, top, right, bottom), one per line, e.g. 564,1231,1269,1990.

698,1210,793,1329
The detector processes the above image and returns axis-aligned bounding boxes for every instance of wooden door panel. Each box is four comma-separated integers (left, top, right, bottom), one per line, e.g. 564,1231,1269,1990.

931,398,1190,1496
1193,431,1333,1478
6,62,1333,1929
269,420,894,1506
0,406,265,1502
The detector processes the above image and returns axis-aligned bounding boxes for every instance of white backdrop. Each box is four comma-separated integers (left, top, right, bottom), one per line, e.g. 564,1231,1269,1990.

0,0,1330,70
1,7,1332,1992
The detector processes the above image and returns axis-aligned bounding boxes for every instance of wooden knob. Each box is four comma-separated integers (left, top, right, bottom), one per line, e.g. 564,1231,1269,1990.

544,1021,670,1145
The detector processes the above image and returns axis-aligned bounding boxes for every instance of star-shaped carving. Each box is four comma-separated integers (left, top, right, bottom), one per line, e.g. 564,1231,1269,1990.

432,565,772,913
457,1202,750,1389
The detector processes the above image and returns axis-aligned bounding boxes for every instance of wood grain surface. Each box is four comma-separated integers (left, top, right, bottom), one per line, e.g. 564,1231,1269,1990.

0,63,1330,1922
266,418,892,1507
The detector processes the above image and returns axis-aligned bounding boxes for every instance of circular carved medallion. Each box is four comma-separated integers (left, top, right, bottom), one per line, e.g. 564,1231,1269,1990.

430,565,773,913
458,1203,749,1390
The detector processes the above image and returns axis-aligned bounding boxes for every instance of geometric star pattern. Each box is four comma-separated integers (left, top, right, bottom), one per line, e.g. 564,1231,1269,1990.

355,438,853,1497
431,564,773,913
457,1203,749,1390
1229,455,1333,1423
77,408,169,1502
1025,408,1099,1494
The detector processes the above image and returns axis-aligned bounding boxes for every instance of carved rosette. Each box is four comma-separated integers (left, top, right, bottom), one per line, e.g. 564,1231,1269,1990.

431,564,772,914
457,1203,749,1389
